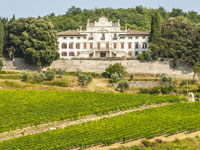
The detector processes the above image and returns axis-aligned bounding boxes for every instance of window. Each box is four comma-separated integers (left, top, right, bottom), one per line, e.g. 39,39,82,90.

62,43,67,49
77,37,80,40
135,51,138,56
100,52,106,58
97,42,101,50
135,42,139,49
136,36,139,39
101,33,105,40
142,42,147,49
128,43,132,49
77,52,80,56
83,43,87,49
70,37,73,39
113,34,117,40
69,52,75,56
128,51,132,56
63,37,66,39
69,43,74,49
120,36,125,39
143,36,146,39
90,43,93,49
106,42,109,49
121,42,124,49
61,52,67,56
89,33,93,40
128,36,133,39
76,43,80,49
113,43,117,49
83,36,86,39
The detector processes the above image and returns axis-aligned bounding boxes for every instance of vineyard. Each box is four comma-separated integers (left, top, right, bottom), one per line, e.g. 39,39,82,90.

0,102,200,149
0,90,184,133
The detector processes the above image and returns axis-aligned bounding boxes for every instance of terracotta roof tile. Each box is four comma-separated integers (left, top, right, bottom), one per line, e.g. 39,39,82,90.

126,30,150,35
57,30,86,36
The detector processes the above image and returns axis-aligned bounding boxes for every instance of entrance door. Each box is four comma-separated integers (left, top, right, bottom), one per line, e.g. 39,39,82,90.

100,52,106,58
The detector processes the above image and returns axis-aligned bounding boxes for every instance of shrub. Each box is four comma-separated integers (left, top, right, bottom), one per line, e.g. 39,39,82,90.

44,81,68,87
45,70,55,81
78,74,93,87
129,73,134,81
33,72,45,82
86,75,93,84
103,63,127,78
155,139,162,144
56,69,65,78
137,52,151,62
117,80,129,92
141,139,150,147
151,87,160,95
76,69,82,76
159,74,176,94
140,87,160,95
110,73,123,83
21,72,29,82
4,80,21,88
180,80,197,86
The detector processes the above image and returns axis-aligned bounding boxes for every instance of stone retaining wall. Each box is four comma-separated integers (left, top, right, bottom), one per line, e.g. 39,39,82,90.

50,59,194,79
3,58,195,79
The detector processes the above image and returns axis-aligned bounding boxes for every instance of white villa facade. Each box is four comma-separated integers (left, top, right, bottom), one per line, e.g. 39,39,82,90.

58,17,150,59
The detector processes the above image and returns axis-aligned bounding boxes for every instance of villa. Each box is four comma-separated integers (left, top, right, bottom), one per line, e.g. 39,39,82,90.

57,17,150,59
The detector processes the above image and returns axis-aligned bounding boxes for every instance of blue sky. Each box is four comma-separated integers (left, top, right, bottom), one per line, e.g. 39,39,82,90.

0,0,200,18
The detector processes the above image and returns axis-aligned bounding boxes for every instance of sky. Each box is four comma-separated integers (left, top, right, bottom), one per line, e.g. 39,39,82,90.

0,0,200,18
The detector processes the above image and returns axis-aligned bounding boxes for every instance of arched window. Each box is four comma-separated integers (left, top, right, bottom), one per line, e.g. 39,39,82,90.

142,42,147,49
62,43,67,49
61,52,67,56
69,52,75,56
135,42,139,49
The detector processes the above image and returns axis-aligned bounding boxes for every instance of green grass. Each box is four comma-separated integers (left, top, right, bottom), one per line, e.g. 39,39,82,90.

1,102,200,150
0,90,184,133
0,74,21,80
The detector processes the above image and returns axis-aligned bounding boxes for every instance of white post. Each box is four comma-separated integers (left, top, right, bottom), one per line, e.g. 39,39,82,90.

188,92,195,102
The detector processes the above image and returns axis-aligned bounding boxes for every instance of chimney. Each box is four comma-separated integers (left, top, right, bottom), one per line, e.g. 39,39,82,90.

118,19,120,26
87,19,90,27
125,25,127,31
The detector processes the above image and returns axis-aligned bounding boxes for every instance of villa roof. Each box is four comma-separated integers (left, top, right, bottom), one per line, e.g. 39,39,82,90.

57,30,86,36
126,30,150,35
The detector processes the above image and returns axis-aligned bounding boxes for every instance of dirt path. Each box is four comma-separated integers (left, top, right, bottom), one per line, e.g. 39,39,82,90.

85,130,200,150
0,103,171,142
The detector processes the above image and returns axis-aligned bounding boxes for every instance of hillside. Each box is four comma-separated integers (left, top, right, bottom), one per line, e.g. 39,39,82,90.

47,6,200,32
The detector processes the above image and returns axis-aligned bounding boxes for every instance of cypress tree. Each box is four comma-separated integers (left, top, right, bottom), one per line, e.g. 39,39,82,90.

0,21,4,57
150,12,162,43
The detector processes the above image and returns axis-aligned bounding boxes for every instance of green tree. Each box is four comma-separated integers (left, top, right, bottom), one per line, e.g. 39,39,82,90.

150,11,162,43
103,63,127,78
6,17,59,67
78,74,93,87
0,21,4,57
117,80,129,92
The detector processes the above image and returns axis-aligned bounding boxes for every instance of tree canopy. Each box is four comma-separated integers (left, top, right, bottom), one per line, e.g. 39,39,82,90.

5,17,59,67
150,16,199,66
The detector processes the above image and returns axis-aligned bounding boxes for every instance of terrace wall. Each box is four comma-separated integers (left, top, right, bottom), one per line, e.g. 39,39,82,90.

3,58,195,79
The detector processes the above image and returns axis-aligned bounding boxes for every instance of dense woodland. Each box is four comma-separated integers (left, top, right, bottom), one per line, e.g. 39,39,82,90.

0,6,200,69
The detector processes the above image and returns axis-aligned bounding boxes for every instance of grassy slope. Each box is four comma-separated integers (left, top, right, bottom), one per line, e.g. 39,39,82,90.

1,102,200,150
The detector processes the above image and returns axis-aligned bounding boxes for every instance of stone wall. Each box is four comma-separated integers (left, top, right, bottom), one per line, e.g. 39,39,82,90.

3,58,40,70
3,58,195,79
50,59,194,79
